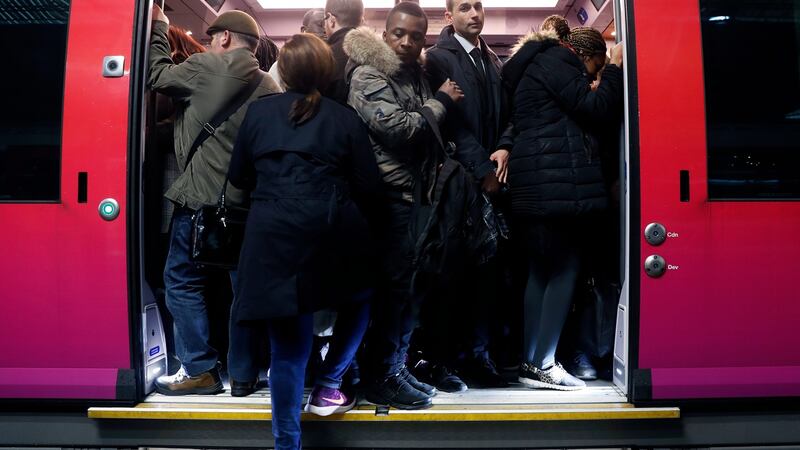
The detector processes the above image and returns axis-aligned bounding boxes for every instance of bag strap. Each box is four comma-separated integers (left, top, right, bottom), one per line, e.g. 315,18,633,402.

185,72,264,171
420,106,446,154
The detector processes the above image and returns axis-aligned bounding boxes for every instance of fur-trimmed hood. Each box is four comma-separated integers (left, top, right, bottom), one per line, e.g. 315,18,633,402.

343,26,401,76
501,29,561,94
510,29,560,56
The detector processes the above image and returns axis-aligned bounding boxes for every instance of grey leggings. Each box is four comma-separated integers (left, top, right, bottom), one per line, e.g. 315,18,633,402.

521,219,582,369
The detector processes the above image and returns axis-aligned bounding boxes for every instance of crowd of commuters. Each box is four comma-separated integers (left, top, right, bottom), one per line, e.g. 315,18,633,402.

147,1,622,448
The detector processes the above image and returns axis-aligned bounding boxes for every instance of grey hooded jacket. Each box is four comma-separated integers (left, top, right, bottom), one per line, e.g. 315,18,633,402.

344,27,453,202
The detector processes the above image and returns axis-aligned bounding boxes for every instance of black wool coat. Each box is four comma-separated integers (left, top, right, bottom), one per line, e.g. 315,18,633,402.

501,34,623,218
228,92,382,320
425,25,504,180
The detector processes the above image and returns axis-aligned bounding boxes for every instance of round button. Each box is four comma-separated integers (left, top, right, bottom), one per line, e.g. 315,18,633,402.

644,222,667,246
98,198,120,221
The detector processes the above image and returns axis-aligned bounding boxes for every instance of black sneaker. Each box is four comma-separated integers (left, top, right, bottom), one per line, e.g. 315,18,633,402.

400,366,436,397
365,373,433,410
428,365,468,393
567,352,597,381
518,362,586,391
459,357,509,388
230,379,258,397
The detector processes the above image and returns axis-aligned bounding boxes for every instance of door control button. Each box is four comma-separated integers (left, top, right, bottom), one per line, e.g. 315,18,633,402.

103,56,125,77
644,254,667,278
644,222,667,246
98,198,120,221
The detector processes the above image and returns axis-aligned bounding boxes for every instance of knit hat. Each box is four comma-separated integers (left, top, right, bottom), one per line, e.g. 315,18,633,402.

206,10,260,39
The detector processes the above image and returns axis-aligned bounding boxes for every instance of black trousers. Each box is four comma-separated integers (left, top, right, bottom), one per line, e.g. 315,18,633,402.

365,200,421,378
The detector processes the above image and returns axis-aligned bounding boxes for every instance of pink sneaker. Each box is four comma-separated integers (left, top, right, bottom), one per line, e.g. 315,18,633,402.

304,386,356,416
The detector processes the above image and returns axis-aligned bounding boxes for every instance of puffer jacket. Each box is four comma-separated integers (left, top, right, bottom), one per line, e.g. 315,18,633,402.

344,27,453,202
501,31,623,218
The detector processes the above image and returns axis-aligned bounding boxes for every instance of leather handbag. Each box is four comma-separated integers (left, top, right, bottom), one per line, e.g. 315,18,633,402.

183,73,263,270
190,179,248,270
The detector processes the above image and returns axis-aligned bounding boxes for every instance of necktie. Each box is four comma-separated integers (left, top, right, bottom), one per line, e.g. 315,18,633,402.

469,47,487,82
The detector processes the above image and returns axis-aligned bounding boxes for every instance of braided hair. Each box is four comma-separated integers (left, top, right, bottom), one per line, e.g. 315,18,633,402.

540,15,570,41
566,26,607,58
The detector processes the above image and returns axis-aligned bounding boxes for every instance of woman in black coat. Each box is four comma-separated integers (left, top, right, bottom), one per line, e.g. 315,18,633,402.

227,34,381,450
500,26,623,391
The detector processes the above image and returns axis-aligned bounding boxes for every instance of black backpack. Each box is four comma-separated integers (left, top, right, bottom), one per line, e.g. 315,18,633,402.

409,108,493,295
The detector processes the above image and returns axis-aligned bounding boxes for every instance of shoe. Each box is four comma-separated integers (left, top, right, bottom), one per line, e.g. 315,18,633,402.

304,386,356,416
429,365,468,393
230,379,258,397
518,362,586,391
365,373,433,410
568,352,598,381
459,357,509,388
154,366,224,396
400,366,436,397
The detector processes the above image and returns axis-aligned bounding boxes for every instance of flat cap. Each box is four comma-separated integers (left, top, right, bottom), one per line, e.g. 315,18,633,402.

206,10,260,39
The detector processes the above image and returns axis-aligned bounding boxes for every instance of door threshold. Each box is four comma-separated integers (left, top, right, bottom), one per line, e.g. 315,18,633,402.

88,382,678,421
88,402,678,421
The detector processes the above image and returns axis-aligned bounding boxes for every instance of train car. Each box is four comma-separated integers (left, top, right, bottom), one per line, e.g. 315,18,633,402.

1,0,799,447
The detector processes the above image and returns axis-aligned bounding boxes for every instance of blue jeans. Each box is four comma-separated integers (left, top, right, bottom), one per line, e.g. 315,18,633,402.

164,207,250,376
315,294,370,388
268,314,313,450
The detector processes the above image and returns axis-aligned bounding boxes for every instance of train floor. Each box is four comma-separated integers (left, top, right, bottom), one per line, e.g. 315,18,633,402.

143,375,626,410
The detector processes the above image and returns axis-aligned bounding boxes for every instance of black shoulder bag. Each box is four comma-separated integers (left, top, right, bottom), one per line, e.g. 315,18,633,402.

188,73,262,270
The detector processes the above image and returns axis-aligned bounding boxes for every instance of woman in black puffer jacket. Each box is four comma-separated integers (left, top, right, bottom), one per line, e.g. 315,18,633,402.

500,26,623,391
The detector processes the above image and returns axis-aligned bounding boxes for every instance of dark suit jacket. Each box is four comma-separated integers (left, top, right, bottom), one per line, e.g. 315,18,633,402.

324,27,355,105
425,25,505,180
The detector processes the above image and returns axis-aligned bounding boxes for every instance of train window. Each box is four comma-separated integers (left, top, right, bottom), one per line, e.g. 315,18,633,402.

701,0,800,200
0,0,70,202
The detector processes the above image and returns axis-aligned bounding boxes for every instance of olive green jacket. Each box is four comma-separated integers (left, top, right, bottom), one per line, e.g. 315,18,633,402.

148,21,280,210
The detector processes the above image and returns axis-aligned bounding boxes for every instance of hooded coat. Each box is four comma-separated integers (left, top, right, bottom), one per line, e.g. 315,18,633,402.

344,27,454,202
501,31,623,218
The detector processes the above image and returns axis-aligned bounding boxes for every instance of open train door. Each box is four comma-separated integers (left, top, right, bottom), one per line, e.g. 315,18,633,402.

631,0,800,401
0,0,140,401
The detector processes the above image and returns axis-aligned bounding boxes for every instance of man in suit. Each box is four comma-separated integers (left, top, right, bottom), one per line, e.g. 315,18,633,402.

422,0,511,392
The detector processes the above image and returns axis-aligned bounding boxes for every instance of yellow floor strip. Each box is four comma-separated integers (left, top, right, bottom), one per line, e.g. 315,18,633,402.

88,404,679,421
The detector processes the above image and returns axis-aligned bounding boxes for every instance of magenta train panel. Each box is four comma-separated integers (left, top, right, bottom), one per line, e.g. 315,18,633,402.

0,0,135,400
635,0,800,399
0,368,119,399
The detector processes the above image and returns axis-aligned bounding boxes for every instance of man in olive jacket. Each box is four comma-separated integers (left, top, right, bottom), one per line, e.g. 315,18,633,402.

148,5,280,396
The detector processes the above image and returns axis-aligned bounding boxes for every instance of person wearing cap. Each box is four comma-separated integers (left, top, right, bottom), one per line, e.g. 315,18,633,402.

148,5,280,396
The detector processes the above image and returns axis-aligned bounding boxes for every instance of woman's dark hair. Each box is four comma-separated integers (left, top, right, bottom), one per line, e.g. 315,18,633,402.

168,25,206,63
567,26,607,58
540,15,570,41
255,35,280,71
278,33,335,125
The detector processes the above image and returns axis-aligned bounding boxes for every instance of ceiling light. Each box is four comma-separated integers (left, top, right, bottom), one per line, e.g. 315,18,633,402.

420,0,558,6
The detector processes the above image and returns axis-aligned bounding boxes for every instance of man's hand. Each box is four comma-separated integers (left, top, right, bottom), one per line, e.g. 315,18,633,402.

490,149,510,184
438,78,464,103
482,172,501,195
152,4,169,24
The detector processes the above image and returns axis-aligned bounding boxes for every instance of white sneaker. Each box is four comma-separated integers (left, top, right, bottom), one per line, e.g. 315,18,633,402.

518,362,586,391
156,366,189,385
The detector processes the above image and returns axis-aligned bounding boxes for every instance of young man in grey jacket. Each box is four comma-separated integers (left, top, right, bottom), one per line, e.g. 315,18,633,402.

345,2,463,410
148,5,280,396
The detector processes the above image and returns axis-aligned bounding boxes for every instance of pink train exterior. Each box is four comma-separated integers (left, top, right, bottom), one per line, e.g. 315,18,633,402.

0,0,798,403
